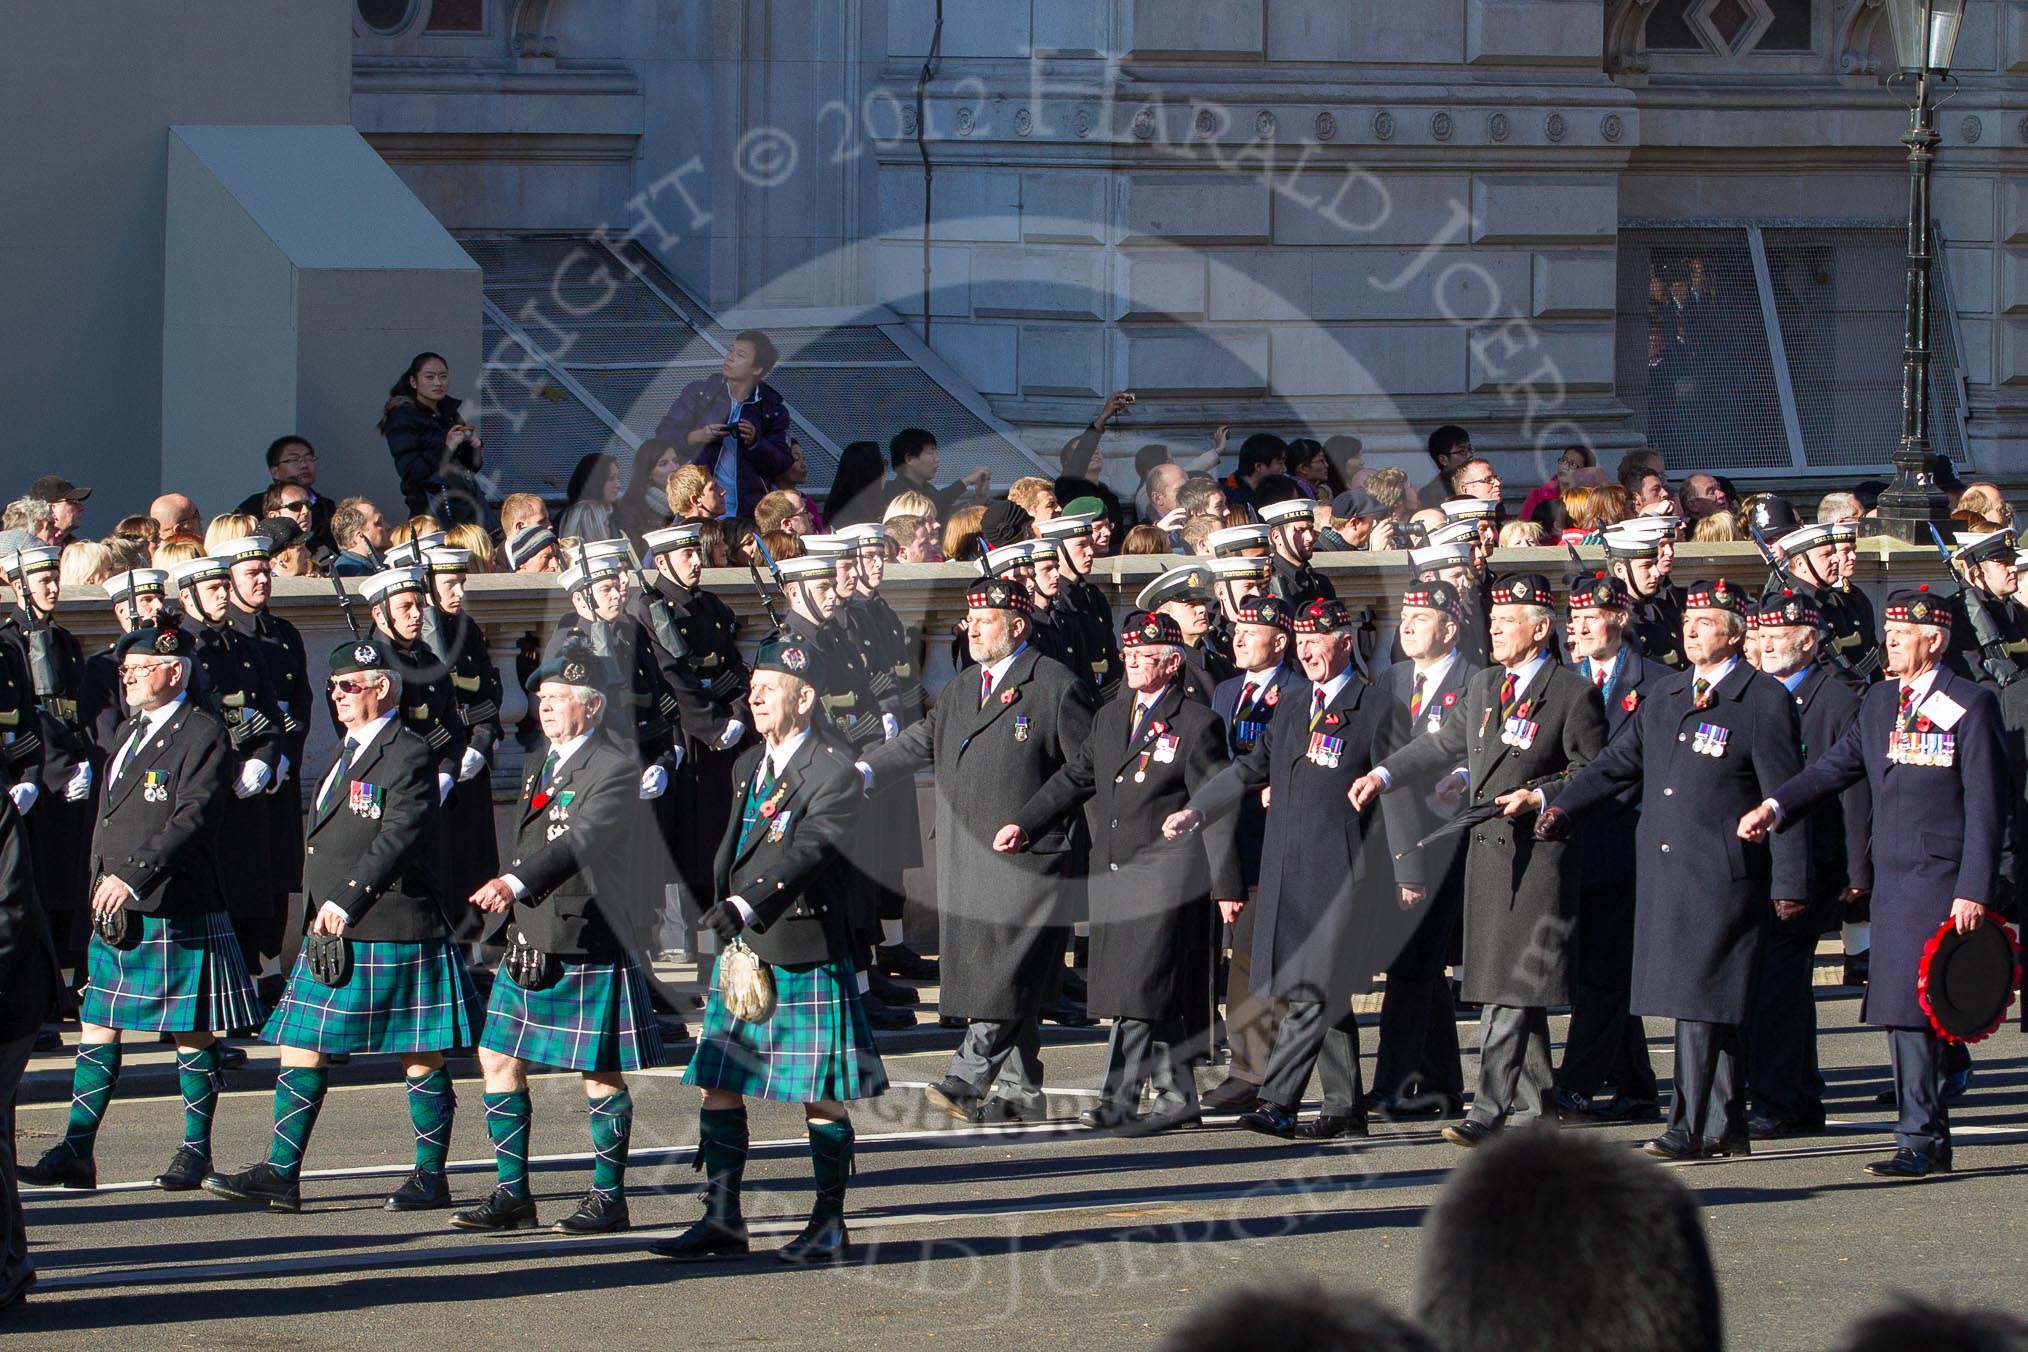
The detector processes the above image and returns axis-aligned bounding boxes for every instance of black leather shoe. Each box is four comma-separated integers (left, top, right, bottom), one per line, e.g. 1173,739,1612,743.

1039,998,1097,1028
553,1191,629,1235
385,1167,451,1211
1128,1106,1204,1137
217,1044,248,1070
1841,954,1869,986
923,1078,983,1123
1704,1133,1751,1158
1237,1102,1299,1139
1641,1133,1703,1161
937,1014,967,1030
776,1214,849,1265
866,972,918,1008
1061,970,1088,1002
201,1162,300,1212
1078,1103,1132,1131
154,1145,212,1192
1294,1112,1369,1141
0,1269,34,1313
1201,1077,1263,1113
649,1215,750,1261
861,995,916,1032
1745,1109,1819,1139
31,1027,61,1055
21,1148,95,1191
876,943,938,981
448,1186,538,1232
1864,1147,1947,1179
980,1095,1047,1124
1601,1095,1662,1122
1442,1120,1497,1149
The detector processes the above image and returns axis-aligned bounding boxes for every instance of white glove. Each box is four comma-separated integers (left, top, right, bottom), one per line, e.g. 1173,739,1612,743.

881,712,900,742
715,719,746,750
266,754,291,794
437,771,454,803
8,782,37,815
64,763,92,802
667,744,685,773
457,746,488,783
855,761,875,791
234,760,272,799
638,765,668,800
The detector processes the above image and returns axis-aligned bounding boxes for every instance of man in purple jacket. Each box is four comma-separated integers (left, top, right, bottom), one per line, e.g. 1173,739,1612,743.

653,331,793,519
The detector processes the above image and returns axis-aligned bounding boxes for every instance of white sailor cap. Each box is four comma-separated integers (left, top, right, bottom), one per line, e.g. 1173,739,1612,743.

1205,524,1271,557
168,556,233,589
102,568,169,599
1440,497,1499,523
1775,523,1835,555
777,553,838,581
1257,498,1314,527
643,522,707,555
359,567,428,603
1409,541,1478,572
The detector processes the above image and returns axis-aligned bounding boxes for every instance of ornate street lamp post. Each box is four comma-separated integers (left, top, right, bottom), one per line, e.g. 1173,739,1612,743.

1876,0,1964,542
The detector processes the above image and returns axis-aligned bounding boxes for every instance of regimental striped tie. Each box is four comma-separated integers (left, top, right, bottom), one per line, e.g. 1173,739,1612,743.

1409,672,1426,721
315,737,357,818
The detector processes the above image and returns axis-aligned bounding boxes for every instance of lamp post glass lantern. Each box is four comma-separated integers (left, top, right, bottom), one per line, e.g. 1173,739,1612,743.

1877,0,1964,542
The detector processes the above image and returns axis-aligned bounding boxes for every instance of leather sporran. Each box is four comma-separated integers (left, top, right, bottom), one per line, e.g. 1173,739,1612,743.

304,931,352,988
717,937,776,1024
503,933,560,992
92,900,137,951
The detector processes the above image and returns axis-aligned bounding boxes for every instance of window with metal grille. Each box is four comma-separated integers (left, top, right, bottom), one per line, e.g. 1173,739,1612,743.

1614,225,1965,476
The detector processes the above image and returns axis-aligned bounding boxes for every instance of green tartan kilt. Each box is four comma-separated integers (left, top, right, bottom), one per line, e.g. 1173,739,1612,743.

80,910,263,1034
479,953,665,1073
262,937,481,1054
683,957,889,1103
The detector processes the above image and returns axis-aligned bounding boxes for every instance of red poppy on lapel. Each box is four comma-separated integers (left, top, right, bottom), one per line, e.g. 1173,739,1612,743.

999,688,1019,706
1148,720,1167,738
531,789,550,812
1916,715,1933,733
1622,690,1639,712
1264,686,1279,706
1322,712,1342,729
1442,691,1456,707
1515,700,1534,721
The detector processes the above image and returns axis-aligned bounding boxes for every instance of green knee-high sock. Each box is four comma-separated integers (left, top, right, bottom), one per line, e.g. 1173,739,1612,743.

58,1042,122,1159
482,1091,533,1199
265,1067,328,1178
176,1045,222,1156
406,1069,457,1173
807,1117,854,1222
696,1105,749,1224
587,1090,633,1199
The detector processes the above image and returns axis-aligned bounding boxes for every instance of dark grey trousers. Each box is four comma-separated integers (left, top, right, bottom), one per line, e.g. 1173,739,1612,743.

1666,1018,1746,1145
1888,1026,1949,1157
0,1031,37,1301
948,1009,1045,1110
1259,999,1363,1117
1470,1004,1554,1128
1100,1017,1199,1115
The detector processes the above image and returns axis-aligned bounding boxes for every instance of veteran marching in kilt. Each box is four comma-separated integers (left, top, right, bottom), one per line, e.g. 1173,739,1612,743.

25,619,264,1193
457,639,664,1236
201,637,480,1214
652,633,887,1266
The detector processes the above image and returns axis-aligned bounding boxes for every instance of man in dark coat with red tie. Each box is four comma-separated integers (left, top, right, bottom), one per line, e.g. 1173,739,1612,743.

1169,598,1418,1142
998,611,1242,1135
1537,579,1810,1161
1353,573,1606,1148
1740,587,2007,1179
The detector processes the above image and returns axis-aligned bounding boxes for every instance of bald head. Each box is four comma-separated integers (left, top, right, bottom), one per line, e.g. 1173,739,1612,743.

1146,464,1187,516
150,493,199,539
